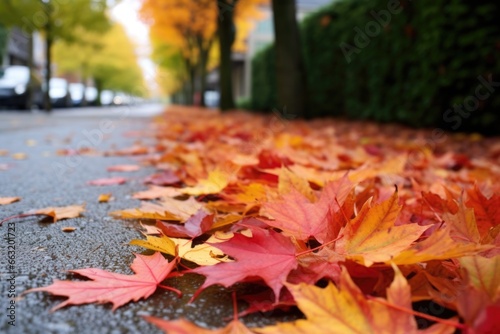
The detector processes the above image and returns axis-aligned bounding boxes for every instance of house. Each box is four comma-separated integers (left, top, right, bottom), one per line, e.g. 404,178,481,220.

1,26,43,71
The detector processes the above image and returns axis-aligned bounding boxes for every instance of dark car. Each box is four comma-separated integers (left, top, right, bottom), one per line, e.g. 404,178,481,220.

0,65,43,110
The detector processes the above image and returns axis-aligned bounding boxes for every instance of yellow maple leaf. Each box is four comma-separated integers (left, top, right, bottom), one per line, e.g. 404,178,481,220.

180,169,231,196
391,226,492,265
459,255,500,301
278,167,315,201
130,235,230,266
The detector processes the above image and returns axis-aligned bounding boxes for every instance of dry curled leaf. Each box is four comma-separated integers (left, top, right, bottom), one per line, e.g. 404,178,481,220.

12,152,27,160
0,197,21,205
107,164,141,172
30,204,85,222
98,193,112,203
87,177,126,186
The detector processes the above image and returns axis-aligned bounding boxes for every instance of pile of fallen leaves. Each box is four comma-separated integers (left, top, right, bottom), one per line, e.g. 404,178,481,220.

25,106,500,332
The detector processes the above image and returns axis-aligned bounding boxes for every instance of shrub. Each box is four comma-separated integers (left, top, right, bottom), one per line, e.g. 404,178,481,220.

250,0,500,135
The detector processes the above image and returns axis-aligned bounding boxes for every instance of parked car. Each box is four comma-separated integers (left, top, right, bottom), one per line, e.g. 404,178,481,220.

85,86,98,106
113,92,132,106
100,90,114,106
47,78,72,108
204,90,220,108
69,83,85,107
0,65,43,110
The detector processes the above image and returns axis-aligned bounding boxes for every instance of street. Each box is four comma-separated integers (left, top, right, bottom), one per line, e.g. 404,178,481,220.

0,104,286,333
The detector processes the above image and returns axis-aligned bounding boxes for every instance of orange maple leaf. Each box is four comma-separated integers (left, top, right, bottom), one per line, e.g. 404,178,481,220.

144,316,256,334
256,266,459,334
336,191,430,266
262,175,353,243
31,204,85,222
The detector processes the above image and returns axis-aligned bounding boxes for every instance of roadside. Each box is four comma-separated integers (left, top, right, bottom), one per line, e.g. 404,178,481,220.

0,105,284,334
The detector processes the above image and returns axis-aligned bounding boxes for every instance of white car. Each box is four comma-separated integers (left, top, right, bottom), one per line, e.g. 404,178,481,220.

113,92,132,106
85,87,98,106
48,78,71,108
100,90,114,106
0,66,43,109
69,83,85,107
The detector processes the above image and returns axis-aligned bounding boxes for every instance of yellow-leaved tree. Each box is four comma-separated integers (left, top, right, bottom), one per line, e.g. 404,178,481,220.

53,23,146,102
141,0,217,106
140,0,268,107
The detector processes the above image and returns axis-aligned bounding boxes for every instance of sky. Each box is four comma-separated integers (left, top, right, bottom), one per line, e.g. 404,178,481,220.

110,0,159,95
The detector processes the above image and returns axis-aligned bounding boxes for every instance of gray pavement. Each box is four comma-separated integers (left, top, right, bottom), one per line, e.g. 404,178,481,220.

0,105,294,334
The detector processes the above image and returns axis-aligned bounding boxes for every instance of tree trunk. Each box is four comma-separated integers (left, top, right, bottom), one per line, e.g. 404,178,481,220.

44,32,53,112
198,40,212,107
81,63,88,107
43,2,53,112
271,0,308,118
27,32,34,110
189,65,196,105
182,56,195,105
217,0,237,111
95,79,102,107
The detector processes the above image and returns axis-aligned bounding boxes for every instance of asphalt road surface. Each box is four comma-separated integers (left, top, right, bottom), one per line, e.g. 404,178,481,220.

0,105,295,334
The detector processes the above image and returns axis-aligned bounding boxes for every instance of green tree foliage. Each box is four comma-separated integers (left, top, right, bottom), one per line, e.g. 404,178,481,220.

251,0,500,135
251,46,277,111
53,23,146,97
0,23,8,60
0,0,111,110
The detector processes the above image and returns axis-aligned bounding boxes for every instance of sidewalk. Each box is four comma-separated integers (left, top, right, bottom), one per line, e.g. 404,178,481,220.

0,106,281,334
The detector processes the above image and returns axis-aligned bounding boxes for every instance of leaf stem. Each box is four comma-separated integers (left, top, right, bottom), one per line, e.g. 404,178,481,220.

158,284,182,298
366,296,467,330
0,213,41,226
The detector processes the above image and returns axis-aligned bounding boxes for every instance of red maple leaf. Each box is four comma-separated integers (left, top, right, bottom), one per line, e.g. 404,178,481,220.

26,252,179,311
191,228,298,303
144,170,181,186
466,185,500,237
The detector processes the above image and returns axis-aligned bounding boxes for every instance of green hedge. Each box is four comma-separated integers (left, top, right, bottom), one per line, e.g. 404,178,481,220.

250,0,500,134
251,45,277,111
